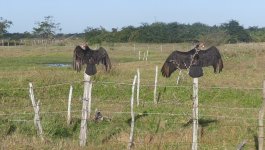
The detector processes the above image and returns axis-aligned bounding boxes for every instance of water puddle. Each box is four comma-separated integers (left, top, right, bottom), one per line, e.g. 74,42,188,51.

47,64,71,67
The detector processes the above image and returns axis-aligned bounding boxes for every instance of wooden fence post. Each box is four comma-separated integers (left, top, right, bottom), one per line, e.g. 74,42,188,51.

88,81,93,119
67,85,73,125
153,66,158,104
128,75,137,150
192,78,199,150
29,82,44,141
79,73,91,147
146,50,149,61
138,51,141,61
136,68,140,107
258,80,265,150
176,70,182,85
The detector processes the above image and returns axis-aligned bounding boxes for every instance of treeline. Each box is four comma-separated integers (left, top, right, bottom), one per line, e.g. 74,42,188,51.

84,20,265,45
3,20,265,45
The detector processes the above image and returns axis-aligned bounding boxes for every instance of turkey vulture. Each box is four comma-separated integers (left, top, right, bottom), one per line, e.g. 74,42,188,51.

161,43,223,77
73,44,111,75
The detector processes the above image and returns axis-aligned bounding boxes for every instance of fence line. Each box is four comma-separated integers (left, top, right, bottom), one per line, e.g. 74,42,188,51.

5,118,259,128
108,139,253,148
1,97,260,111
0,110,262,121
1,80,263,91
2,42,264,149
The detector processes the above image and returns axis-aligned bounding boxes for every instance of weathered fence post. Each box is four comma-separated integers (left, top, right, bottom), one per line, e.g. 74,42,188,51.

79,73,91,147
88,81,93,119
192,78,199,150
146,50,149,61
176,70,182,85
128,75,137,150
154,65,158,104
258,80,265,150
136,68,140,107
67,85,73,125
29,82,44,141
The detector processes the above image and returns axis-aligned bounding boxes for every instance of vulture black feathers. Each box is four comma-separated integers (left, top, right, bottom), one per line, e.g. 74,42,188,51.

161,43,223,78
73,45,111,75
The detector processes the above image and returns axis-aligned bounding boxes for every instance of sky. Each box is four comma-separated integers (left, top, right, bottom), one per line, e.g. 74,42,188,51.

1,0,265,33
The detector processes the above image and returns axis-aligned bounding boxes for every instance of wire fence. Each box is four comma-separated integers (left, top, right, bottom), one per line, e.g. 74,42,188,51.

1,42,265,149
0,79,262,113
1,79,263,148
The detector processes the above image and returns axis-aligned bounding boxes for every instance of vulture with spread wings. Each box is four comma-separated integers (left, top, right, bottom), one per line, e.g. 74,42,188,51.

73,45,111,75
161,43,223,77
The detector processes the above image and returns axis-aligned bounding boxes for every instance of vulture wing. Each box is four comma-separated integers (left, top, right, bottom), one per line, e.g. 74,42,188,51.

161,50,195,77
73,45,87,72
84,47,112,75
198,46,223,72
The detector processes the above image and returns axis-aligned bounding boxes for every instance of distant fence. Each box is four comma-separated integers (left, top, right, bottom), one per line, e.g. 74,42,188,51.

0,39,75,46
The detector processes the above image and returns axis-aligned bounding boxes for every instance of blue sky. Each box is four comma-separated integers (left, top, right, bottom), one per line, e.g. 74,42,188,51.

1,0,264,33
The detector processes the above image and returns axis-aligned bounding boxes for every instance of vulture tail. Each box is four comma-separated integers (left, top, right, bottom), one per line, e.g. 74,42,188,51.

85,63,97,75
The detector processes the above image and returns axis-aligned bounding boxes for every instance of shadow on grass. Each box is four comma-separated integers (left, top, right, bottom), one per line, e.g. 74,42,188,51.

183,118,218,127
102,111,148,143
183,118,218,138
126,111,148,125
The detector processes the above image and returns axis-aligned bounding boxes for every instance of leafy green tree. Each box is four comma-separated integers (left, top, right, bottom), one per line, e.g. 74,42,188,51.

0,17,12,38
117,26,136,42
84,26,107,45
33,16,61,39
248,26,265,42
82,20,256,44
166,22,186,42
221,20,251,43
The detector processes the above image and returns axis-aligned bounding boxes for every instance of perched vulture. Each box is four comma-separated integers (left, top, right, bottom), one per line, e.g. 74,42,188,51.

161,43,223,77
73,45,111,75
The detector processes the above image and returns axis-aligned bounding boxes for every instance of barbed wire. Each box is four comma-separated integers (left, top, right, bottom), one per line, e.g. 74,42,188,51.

0,109,261,121
0,79,262,91
108,139,253,147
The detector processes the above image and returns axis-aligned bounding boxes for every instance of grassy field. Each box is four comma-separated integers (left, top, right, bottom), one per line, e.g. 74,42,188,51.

0,42,265,149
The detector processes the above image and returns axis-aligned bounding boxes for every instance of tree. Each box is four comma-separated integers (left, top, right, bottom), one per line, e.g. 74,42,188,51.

33,16,61,39
117,26,136,42
84,26,107,45
0,17,12,37
221,20,251,43
248,26,265,42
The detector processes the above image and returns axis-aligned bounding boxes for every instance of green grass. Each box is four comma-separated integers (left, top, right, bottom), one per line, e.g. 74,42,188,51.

0,42,265,149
